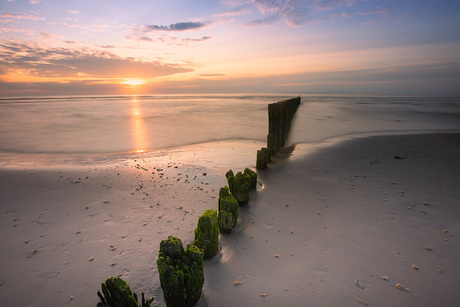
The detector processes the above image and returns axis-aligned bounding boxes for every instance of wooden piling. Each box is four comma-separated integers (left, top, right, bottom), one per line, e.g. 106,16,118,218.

257,96,301,169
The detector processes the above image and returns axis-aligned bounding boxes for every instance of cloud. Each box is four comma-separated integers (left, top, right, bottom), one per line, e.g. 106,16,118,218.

0,26,36,35
63,22,110,32
314,0,358,11
0,12,45,22
233,0,362,27
0,40,193,79
182,36,212,42
247,0,310,27
96,45,116,49
68,10,80,15
126,22,211,43
145,21,207,32
246,15,278,26
211,6,253,18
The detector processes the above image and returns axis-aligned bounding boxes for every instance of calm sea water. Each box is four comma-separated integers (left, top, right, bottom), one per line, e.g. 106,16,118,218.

0,94,459,155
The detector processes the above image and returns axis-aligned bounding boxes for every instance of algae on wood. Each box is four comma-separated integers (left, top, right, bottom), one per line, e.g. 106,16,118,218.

96,277,153,307
227,171,251,205
244,168,257,190
157,236,204,307
218,186,239,233
193,209,219,259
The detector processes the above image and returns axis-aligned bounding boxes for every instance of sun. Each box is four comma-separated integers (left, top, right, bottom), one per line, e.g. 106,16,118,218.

121,79,146,87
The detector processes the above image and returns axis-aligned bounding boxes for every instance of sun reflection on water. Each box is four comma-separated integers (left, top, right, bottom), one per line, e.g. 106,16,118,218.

130,97,149,153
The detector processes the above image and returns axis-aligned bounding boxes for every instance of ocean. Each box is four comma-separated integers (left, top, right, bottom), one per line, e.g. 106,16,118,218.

0,94,459,156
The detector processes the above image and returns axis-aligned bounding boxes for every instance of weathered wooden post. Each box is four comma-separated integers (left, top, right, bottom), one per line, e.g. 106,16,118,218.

256,147,270,170
218,186,239,233
157,236,204,307
193,209,219,260
257,96,301,170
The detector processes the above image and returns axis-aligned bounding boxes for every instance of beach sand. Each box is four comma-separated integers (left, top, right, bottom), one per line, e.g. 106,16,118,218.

1,134,459,306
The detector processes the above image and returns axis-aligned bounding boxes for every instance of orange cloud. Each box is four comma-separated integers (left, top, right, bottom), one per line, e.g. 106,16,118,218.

0,40,194,81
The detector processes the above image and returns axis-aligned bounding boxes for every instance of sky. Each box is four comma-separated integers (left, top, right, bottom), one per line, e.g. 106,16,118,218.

0,0,459,96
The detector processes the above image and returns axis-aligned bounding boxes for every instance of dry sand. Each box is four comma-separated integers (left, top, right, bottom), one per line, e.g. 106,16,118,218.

1,134,459,306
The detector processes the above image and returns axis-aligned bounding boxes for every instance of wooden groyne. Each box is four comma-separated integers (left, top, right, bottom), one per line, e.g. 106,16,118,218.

257,96,301,169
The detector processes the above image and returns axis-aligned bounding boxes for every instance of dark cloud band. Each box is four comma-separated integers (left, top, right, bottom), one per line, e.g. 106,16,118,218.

146,21,206,31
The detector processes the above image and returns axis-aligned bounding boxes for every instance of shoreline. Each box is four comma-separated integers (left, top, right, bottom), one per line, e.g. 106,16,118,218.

1,129,459,169
1,132,459,306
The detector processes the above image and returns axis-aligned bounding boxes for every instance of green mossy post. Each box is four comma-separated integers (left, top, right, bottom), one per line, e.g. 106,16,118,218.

218,186,239,233
228,171,251,206
244,168,257,190
225,169,234,179
157,236,204,307
97,277,153,307
193,209,219,260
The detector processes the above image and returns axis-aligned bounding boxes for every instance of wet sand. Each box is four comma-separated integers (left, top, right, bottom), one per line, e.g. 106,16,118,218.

1,134,459,306
206,133,460,306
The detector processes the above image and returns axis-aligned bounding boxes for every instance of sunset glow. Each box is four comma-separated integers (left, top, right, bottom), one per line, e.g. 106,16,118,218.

1,0,459,96
130,97,148,152
122,79,147,88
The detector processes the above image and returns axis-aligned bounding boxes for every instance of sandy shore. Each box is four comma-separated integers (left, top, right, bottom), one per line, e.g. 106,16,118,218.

1,134,459,306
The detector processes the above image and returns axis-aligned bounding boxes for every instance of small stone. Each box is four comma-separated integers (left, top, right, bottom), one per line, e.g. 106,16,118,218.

233,281,242,286
443,229,448,233
381,276,389,281
70,296,74,300
273,254,280,258
31,249,39,254
424,246,432,251
111,262,116,266
411,264,419,270
260,293,268,297
88,257,94,261
396,283,404,290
